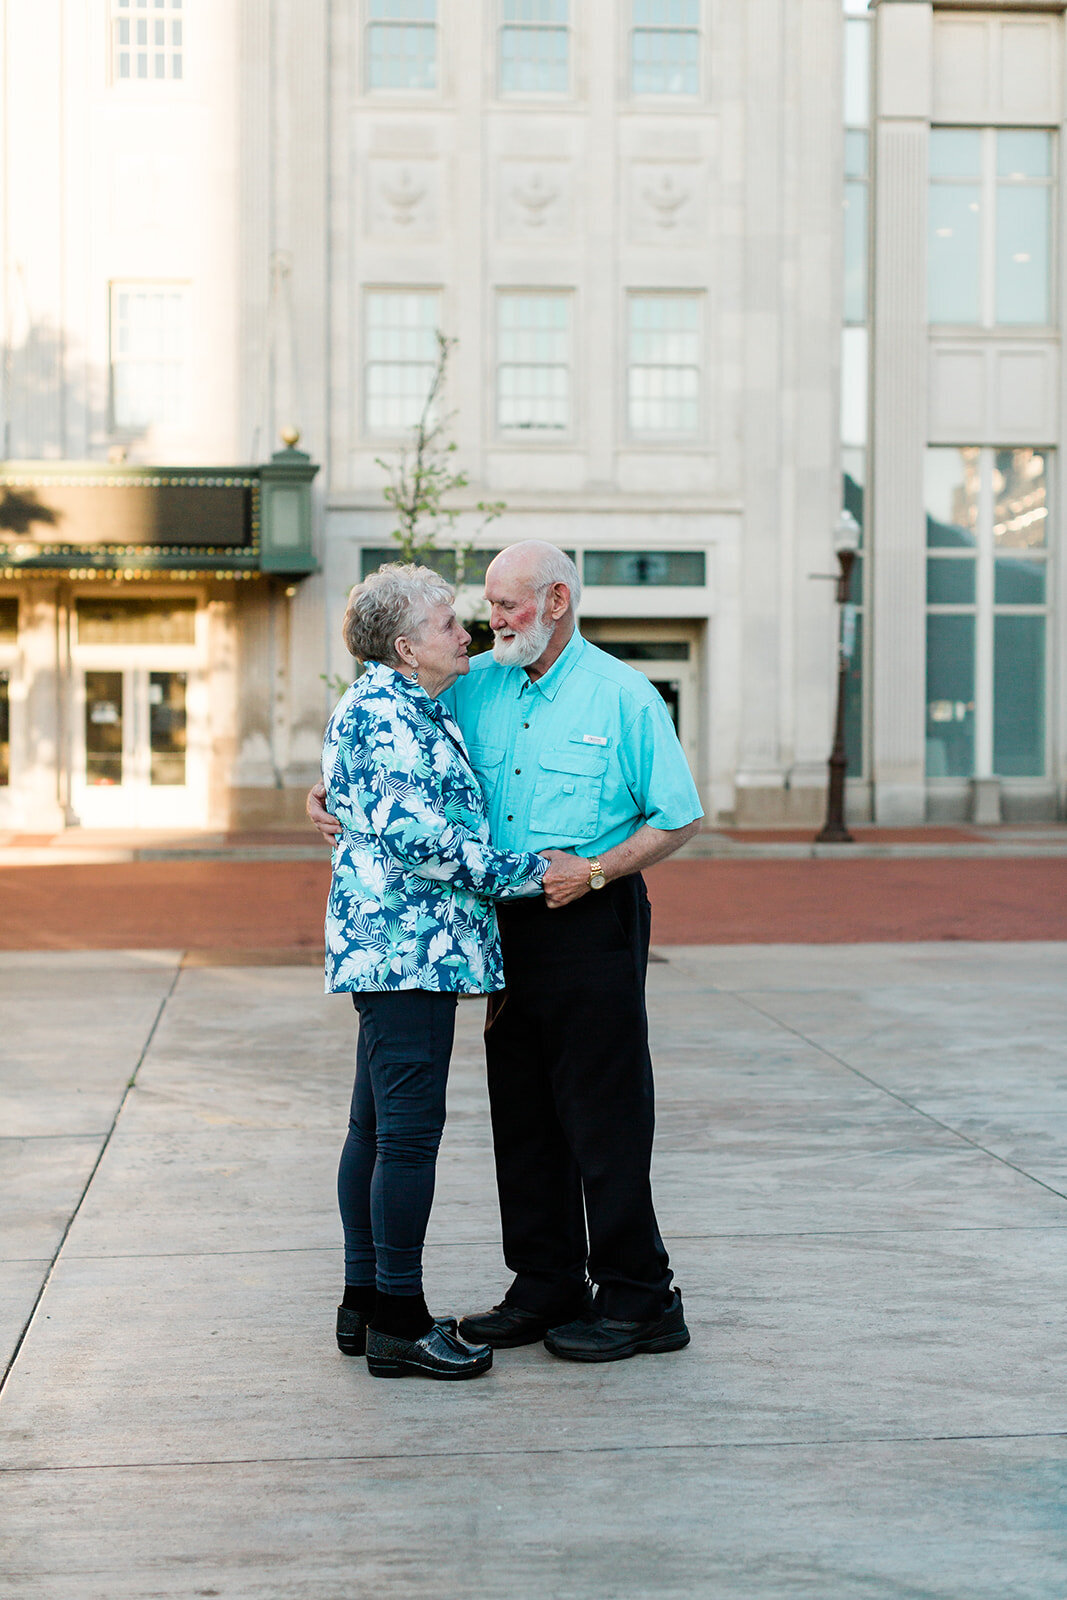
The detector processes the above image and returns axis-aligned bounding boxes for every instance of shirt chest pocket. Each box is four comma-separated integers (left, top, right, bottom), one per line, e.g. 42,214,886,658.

528,748,606,842
465,744,505,810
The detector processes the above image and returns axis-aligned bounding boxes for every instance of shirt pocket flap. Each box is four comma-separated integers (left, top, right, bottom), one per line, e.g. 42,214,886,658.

467,743,505,771
538,749,607,779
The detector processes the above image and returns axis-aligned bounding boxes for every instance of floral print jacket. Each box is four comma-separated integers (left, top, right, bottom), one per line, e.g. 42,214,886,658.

322,661,547,994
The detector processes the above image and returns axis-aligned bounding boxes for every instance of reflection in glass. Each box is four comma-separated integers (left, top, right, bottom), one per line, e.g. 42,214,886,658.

583,550,705,587
928,184,981,323
929,129,981,178
842,609,864,778
927,557,976,605
0,669,9,786
360,546,503,584
994,615,1045,776
926,447,980,547
840,328,867,448
597,641,690,662
993,448,1047,550
844,130,868,178
844,20,869,126
76,599,196,647
995,558,1046,606
85,671,124,786
842,453,865,542
844,180,868,323
926,614,975,777
996,184,1050,324
149,672,187,786
997,130,1052,180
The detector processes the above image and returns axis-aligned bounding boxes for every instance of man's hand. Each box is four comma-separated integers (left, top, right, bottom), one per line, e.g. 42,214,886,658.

307,781,342,842
541,849,591,910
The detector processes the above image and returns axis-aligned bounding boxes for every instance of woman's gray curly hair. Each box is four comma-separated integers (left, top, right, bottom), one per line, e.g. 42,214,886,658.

342,562,454,665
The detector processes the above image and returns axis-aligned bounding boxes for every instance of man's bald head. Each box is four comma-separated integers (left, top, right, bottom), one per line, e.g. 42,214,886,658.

485,541,582,607
484,541,580,675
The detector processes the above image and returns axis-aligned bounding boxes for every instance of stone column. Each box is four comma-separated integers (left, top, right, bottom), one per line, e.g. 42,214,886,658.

870,0,932,822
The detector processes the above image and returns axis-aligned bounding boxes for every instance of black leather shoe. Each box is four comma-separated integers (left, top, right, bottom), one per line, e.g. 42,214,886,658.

336,1305,458,1358
459,1288,593,1350
543,1290,690,1363
365,1322,493,1380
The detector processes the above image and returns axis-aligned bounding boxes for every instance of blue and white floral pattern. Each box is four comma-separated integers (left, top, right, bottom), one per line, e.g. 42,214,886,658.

322,661,547,994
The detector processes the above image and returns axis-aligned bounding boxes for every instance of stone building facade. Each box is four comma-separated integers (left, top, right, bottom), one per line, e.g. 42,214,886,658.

0,1,1062,831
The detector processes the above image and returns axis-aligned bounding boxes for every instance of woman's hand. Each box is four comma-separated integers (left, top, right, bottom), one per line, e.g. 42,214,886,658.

540,849,594,909
307,782,342,842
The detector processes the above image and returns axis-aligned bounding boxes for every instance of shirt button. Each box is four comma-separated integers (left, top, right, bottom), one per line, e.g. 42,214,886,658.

507,814,514,821
523,722,530,729
514,768,521,775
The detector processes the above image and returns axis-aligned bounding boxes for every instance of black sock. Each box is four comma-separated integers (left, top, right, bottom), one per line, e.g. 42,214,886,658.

371,1291,433,1340
341,1284,377,1316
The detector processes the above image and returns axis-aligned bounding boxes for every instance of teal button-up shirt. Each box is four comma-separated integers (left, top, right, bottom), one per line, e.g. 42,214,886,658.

443,628,703,856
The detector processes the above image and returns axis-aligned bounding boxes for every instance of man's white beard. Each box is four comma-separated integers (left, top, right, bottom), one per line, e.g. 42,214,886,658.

492,610,554,668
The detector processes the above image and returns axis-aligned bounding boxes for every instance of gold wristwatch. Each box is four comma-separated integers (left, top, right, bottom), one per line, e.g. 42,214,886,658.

588,857,606,891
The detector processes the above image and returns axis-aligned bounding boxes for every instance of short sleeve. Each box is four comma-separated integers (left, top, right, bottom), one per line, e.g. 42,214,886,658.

617,694,703,832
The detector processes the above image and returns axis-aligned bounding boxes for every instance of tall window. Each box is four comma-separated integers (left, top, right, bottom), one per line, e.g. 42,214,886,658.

925,447,1050,780
627,293,702,437
364,290,440,433
112,0,183,82
631,0,700,97
500,1,569,94
367,0,437,91
0,598,15,789
110,284,188,430
929,128,1054,326
842,0,872,777
497,293,571,432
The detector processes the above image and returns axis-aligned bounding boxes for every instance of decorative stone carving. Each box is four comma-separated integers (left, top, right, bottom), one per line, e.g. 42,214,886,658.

366,159,437,235
498,161,570,238
629,162,705,242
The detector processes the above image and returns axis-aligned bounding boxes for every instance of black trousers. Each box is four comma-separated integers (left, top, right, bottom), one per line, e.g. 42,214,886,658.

486,873,672,1322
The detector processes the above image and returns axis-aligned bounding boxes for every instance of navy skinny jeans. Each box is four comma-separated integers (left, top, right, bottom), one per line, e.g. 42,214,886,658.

337,989,458,1295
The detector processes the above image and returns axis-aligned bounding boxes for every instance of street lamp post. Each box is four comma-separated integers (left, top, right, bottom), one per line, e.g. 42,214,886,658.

815,508,862,845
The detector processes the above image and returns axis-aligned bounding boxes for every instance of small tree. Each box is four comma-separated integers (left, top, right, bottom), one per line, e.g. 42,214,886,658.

376,332,504,590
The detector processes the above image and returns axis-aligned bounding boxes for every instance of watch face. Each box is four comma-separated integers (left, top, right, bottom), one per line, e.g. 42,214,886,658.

590,871,606,890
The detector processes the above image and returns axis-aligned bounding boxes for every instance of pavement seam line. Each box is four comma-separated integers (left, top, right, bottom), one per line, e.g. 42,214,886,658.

3,1429,1067,1474
734,990,1067,1207
0,961,184,1397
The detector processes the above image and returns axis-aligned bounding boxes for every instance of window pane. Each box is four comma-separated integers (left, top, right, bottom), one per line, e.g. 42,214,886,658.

994,557,1046,605
633,1,699,24
843,180,868,323
0,669,9,786
926,447,980,548
996,184,1050,324
925,614,975,778
994,615,1045,775
997,130,1052,180
504,0,568,19
370,0,435,16
500,25,569,93
844,20,869,125
85,671,124,786
583,550,705,586
368,22,437,89
595,641,690,662
928,185,981,323
842,608,863,777
927,556,976,605
632,28,699,95
994,448,1047,549
628,295,702,435
843,452,865,544
149,671,187,786
365,291,440,430
844,130,868,178
841,327,867,447
929,129,981,179
77,598,196,646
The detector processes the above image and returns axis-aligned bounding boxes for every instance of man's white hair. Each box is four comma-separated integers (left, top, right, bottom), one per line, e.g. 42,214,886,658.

506,540,582,608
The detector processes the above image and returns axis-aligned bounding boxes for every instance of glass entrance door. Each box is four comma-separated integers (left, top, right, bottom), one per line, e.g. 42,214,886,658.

579,624,702,778
71,595,205,828
76,666,201,827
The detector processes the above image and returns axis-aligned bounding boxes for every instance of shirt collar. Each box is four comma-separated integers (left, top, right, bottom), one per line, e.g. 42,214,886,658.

523,626,586,701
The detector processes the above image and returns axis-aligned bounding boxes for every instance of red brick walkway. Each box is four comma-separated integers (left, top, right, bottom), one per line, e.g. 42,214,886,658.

0,856,1064,950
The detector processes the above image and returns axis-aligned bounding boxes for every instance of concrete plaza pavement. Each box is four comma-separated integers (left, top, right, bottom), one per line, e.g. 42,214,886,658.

2,942,1067,1598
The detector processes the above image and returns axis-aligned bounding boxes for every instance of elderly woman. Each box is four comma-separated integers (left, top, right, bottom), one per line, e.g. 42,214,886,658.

323,563,554,1381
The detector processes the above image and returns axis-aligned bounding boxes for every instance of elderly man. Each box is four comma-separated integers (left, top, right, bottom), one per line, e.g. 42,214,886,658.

309,541,702,1361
